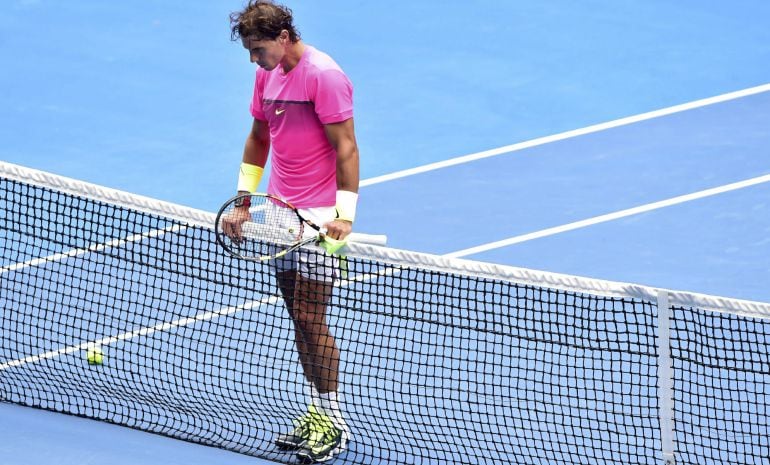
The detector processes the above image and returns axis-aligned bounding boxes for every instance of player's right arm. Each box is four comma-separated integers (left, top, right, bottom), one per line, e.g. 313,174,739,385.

239,118,270,194
221,118,270,240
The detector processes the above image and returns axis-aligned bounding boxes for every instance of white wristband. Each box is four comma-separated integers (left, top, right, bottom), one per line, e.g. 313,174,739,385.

335,190,358,222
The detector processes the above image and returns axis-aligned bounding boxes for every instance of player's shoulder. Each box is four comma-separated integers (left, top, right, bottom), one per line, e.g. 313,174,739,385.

303,45,346,76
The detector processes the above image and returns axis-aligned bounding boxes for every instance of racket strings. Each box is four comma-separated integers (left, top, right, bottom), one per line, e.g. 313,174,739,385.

220,195,305,260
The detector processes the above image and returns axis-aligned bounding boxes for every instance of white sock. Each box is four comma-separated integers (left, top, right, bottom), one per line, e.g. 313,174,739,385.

318,391,349,437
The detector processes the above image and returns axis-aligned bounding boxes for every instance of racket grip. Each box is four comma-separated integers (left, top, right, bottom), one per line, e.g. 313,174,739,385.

348,232,387,246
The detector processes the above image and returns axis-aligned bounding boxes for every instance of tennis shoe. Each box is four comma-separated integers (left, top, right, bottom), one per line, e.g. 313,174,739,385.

274,405,322,451
296,410,347,463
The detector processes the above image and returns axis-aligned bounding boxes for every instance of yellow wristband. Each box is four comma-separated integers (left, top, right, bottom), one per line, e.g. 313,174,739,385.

237,163,264,193
335,190,358,222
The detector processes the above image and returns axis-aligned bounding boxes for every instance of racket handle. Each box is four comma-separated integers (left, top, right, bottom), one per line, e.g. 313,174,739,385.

348,232,387,246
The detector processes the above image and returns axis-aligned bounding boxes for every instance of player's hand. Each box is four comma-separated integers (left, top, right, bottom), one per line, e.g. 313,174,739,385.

220,206,250,243
319,219,352,255
323,219,352,241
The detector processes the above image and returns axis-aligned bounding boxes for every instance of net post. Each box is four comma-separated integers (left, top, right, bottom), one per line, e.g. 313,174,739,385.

656,290,676,465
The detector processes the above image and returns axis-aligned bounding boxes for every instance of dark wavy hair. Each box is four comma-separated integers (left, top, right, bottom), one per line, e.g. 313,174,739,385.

230,0,301,42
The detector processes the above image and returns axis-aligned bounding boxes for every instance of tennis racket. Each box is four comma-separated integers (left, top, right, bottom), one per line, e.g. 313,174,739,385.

215,193,386,261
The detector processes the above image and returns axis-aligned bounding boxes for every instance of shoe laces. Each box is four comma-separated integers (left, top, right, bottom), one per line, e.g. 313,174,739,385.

291,410,318,437
307,412,340,446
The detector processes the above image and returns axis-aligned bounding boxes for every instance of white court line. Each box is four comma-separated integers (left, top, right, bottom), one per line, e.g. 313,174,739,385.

0,244,388,371
0,295,279,371
361,82,770,187
445,173,770,258
0,224,186,275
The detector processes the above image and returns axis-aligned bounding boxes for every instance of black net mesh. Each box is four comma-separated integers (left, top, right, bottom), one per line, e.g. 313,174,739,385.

1,172,768,464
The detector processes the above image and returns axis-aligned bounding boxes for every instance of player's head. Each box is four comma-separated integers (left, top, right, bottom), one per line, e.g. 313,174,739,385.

230,1,301,70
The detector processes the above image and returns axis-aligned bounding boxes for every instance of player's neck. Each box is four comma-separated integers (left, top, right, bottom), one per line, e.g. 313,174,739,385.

280,41,306,74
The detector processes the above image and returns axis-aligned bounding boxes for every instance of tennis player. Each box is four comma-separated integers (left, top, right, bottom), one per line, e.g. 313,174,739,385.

227,1,358,463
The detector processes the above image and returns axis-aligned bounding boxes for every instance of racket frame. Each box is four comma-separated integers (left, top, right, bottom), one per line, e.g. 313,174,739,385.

215,193,324,261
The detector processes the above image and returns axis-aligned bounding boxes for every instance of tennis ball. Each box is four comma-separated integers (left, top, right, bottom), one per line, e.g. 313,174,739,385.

86,346,104,366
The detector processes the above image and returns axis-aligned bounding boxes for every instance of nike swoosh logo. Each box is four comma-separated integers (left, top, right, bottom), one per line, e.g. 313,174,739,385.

275,108,286,115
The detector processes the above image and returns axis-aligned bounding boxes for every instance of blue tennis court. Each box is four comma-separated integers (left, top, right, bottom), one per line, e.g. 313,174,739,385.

1,1,769,464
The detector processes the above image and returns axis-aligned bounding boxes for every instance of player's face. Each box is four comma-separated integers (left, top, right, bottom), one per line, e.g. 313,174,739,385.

243,34,287,71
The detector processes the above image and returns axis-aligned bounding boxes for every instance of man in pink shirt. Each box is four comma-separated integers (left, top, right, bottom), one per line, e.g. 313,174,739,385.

227,1,359,462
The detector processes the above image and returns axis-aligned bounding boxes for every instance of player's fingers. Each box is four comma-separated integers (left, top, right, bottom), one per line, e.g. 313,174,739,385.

324,220,351,240
222,215,242,243
232,218,244,242
322,224,336,240
221,217,232,237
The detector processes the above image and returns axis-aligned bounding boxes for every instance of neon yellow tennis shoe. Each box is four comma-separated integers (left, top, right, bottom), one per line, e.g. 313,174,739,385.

274,405,322,451
296,407,347,463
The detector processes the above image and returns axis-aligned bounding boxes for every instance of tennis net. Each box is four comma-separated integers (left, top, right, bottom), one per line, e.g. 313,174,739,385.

1,160,769,465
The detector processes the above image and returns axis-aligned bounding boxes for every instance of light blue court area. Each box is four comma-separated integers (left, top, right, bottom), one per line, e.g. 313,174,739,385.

1,0,770,464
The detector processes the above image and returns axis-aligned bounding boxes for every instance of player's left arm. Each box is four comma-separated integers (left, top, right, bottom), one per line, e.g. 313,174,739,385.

323,118,360,240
